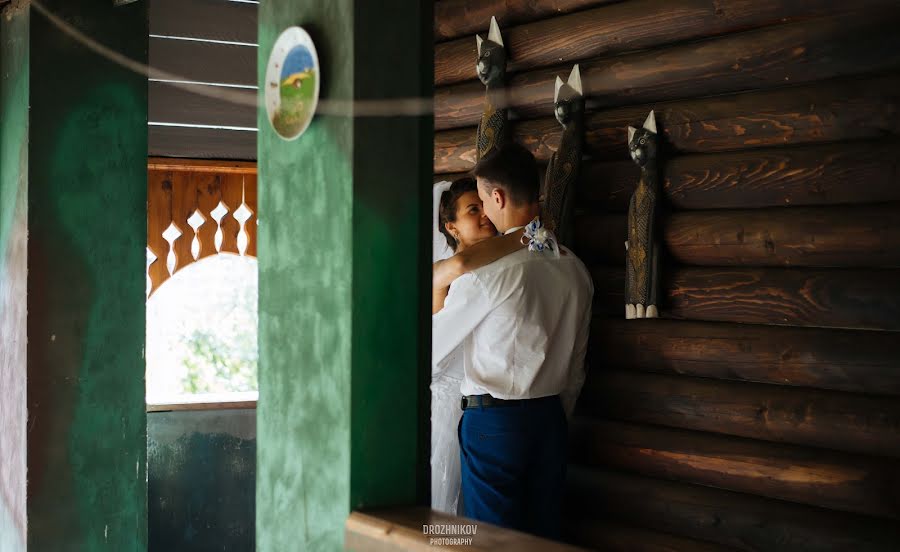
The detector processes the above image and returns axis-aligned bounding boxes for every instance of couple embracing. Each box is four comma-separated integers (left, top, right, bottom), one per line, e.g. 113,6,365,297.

431,142,593,540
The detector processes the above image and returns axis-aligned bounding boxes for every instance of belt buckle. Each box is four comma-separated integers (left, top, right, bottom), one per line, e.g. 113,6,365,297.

460,396,468,410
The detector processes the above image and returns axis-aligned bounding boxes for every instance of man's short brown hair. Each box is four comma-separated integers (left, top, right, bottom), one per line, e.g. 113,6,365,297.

472,143,540,205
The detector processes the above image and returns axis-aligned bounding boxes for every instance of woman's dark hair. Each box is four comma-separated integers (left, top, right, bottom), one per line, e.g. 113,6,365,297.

438,177,477,251
472,142,539,205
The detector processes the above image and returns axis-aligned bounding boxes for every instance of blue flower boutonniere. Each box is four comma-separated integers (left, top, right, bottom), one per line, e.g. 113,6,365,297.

521,217,560,258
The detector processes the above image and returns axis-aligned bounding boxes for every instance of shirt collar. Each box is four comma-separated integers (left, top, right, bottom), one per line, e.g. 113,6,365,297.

504,226,524,235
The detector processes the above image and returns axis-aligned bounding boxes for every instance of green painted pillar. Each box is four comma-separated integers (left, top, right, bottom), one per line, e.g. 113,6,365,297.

0,3,29,551
257,2,433,550
24,0,149,549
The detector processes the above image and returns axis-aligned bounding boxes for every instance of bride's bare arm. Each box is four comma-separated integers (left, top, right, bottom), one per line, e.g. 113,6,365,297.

432,229,526,314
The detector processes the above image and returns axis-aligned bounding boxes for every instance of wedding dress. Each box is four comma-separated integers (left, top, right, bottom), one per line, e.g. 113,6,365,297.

431,181,464,515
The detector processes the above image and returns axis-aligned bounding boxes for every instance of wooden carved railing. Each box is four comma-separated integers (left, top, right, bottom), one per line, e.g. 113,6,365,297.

147,158,258,297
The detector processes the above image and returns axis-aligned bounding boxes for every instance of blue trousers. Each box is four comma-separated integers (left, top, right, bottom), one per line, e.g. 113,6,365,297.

458,395,567,540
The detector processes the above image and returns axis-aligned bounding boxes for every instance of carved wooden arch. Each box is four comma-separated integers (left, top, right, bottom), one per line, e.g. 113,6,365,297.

147,158,258,297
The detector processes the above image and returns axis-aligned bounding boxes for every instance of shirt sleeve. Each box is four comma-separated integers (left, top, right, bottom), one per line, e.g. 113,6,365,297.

432,273,493,370
561,277,594,420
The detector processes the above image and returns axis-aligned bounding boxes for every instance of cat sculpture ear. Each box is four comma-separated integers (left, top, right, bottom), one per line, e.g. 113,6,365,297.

554,76,564,104
567,64,583,96
488,16,504,47
627,125,637,143
476,34,483,56
642,110,657,135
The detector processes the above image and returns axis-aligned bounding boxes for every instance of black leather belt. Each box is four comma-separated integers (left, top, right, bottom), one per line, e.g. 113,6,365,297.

461,394,524,410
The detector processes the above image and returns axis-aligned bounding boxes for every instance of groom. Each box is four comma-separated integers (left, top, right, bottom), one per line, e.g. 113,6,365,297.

431,143,594,539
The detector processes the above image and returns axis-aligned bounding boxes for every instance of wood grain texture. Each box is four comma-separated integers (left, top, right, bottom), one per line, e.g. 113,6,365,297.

579,370,900,458
567,466,900,551
149,81,256,129
150,0,258,44
576,141,900,211
435,0,900,86
570,418,900,519
148,125,256,161
435,10,900,129
565,520,740,552
149,36,256,86
589,318,900,395
590,266,900,330
434,74,900,172
577,203,900,267
433,0,616,42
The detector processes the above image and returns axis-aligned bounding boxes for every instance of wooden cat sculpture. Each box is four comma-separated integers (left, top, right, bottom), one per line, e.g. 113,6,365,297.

542,65,584,247
625,110,661,319
475,17,508,160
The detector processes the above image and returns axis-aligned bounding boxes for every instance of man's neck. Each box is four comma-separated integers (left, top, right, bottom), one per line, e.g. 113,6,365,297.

499,203,540,233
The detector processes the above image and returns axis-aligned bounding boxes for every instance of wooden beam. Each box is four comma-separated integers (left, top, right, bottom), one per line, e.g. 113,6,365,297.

148,158,257,174
435,0,898,86
577,203,900,268
148,125,256,161
149,36,257,87
567,467,900,551
574,141,900,212
433,0,617,42
435,10,900,129
571,418,900,519
564,520,737,552
433,74,900,173
149,0,258,44
149,81,256,129
579,370,900,458
589,319,900,396
590,266,900,331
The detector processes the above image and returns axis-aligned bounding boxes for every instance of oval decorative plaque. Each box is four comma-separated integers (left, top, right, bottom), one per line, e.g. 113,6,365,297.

265,27,320,140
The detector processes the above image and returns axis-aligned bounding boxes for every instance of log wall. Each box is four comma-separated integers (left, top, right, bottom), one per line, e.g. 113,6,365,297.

433,1,900,550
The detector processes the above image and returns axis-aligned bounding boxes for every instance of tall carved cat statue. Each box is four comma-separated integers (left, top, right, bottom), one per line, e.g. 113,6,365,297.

542,64,584,248
625,110,661,319
475,17,508,160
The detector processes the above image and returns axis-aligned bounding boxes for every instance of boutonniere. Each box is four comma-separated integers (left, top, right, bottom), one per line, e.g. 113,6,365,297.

521,217,560,258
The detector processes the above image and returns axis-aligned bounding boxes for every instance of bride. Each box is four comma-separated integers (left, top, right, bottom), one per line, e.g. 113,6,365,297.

431,177,524,514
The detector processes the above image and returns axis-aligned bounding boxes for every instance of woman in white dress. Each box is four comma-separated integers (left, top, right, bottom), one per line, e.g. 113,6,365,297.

430,178,525,514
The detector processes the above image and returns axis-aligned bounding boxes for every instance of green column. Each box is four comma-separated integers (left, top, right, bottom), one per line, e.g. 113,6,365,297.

257,2,432,550
0,3,29,551
25,1,148,549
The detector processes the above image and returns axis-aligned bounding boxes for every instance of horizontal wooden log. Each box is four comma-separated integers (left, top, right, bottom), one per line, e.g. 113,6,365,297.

579,370,900,458
149,81,256,128
148,125,256,161
570,418,900,519
433,0,616,42
436,0,899,86
564,519,738,552
575,141,900,212
577,203,900,268
590,266,900,331
435,10,900,129
589,319,900,396
433,74,900,173
149,36,256,86
439,141,900,212
567,466,900,551
150,0,258,44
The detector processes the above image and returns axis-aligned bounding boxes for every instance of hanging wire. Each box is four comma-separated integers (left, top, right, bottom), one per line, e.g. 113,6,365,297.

29,0,449,117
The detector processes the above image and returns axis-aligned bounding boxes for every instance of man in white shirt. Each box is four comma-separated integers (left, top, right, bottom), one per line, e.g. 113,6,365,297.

431,143,593,539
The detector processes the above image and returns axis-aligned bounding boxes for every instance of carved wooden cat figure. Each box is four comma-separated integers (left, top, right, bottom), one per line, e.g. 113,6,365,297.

542,65,584,247
475,17,508,160
625,111,661,319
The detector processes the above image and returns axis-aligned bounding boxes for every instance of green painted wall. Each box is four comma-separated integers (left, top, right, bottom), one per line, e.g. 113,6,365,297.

0,3,29,551
257,2,432,550
26,0,148,549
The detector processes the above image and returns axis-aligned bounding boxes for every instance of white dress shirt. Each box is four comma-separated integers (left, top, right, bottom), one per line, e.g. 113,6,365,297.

432,233,594,418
